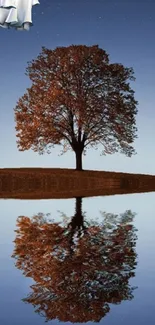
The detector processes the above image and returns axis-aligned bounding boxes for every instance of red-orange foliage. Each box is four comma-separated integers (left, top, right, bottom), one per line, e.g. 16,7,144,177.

12,210,138,322
14,45,138,170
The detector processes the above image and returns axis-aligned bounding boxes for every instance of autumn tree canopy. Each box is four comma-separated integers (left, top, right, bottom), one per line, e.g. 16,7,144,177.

14,45,138,170
12,205,138,323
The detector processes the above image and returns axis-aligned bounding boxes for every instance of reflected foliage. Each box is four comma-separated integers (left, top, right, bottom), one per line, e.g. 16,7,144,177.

12,198,138,323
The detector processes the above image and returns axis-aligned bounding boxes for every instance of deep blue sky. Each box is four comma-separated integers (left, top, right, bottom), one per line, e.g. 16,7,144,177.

0,0,155,173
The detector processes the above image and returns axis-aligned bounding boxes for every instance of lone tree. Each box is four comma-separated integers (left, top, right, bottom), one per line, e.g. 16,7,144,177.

14,45,138,170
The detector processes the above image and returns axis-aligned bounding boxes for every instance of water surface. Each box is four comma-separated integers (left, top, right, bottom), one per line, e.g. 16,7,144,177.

0,192,155,325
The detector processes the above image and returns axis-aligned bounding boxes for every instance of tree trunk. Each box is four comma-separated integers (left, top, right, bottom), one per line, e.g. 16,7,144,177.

75,150,83,171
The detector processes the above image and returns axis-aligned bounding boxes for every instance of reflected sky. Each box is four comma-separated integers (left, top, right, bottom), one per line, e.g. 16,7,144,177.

1,192,155,324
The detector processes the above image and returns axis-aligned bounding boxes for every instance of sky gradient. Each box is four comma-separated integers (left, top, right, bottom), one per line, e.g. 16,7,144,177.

0,0,155,174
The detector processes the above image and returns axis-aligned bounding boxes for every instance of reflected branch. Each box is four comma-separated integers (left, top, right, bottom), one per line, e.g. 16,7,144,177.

12,198,138,323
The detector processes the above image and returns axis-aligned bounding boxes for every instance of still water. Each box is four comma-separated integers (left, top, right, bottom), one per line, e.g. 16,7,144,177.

0,192,155,325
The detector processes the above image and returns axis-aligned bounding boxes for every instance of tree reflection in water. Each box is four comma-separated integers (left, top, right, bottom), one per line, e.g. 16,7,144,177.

12,197,138,323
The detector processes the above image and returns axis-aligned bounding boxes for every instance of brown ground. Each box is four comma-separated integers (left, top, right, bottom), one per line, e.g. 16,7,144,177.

0,168,155,199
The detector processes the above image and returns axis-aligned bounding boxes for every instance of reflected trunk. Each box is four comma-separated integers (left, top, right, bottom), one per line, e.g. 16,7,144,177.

68,197,87,254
